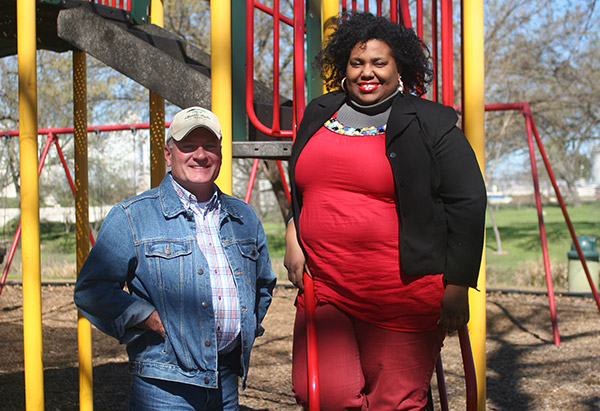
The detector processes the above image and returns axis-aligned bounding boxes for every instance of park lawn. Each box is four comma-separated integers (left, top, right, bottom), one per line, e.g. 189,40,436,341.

2,204,599,289
486,202,600,289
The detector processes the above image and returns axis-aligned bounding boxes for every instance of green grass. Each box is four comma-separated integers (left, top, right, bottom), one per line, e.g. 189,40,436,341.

486,202,600,289
263,221,288,283
2,204,598,290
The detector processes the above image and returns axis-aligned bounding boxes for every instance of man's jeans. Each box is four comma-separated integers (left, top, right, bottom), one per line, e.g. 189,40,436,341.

129,349,240,410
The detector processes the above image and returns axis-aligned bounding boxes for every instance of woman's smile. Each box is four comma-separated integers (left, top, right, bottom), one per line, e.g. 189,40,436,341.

358,82,380,92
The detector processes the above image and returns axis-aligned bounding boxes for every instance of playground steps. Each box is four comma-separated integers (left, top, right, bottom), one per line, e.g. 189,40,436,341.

58,6,212,110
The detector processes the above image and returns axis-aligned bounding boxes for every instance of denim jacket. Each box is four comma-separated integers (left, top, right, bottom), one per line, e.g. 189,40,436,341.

74,174,276,389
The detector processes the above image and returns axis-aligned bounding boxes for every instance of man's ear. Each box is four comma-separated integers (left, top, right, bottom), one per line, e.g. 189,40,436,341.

164,145,172,167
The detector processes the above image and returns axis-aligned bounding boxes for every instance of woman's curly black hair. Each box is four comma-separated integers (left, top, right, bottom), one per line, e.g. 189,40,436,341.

317,12,433,96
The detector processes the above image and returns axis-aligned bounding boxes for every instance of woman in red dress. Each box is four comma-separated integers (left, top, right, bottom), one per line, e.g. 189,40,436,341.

285,12,486,410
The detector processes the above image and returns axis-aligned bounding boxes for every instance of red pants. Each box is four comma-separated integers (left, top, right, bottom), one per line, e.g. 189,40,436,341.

292,303,445,411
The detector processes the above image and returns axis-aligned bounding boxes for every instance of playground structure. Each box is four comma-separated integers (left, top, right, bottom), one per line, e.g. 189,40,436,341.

0,0,596,410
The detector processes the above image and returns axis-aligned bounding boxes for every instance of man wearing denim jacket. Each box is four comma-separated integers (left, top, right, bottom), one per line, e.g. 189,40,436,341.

74,107,277,410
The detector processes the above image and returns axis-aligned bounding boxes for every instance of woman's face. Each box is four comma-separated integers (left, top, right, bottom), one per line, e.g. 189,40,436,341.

345,39,401,105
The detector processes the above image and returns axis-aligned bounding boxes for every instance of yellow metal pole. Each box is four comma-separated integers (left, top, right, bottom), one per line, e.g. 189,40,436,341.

73,50,94,411
211,1,232,194
321,0,338,37
149,0,165,189
462,0,486,409
321,0,339,94
17,0,44,409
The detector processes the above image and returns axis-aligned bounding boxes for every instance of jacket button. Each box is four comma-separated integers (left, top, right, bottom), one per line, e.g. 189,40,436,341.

202,301,209,308
204,377,210,384
205,340,212,347
197,268,204,275
389,152,397,159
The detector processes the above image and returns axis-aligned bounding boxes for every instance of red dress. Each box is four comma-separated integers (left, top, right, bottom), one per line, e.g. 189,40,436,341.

295,126,444,332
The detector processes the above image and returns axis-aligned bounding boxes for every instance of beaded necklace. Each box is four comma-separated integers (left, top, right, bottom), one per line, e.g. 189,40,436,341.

324,117,386,136
324,90,398,136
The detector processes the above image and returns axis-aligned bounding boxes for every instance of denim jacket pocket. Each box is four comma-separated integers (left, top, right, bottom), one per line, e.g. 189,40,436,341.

234,240,259,283
236,240,259,261
144,239,194,290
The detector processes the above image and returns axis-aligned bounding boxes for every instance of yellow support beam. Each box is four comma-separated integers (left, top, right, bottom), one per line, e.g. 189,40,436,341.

73,50,94,411
321,0,338,38
17,0,44,409
150,0,165,189
321,0,339,94
211,1,232,195
461,0,486,409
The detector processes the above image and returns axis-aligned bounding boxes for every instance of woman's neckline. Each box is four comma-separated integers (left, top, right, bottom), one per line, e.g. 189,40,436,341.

345,89,400,115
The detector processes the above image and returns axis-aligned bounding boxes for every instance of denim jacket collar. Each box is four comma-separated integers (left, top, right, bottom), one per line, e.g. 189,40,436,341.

158,173,244,222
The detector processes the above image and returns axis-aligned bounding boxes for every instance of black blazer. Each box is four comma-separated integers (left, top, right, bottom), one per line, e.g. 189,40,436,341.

289,91,487,287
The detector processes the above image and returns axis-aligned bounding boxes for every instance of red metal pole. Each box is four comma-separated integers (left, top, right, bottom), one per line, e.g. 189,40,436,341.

276,160,291,203
525,106,600,312
399,0,412,28
524,112,561,346
390,0,398,23
244,158,260,203
440,0,453,106
52,136,95,246
458,326,478,411
431,0,438,102
416,0,423,39
53,137,76,198
304,273,320,411
272,0,281,134
0,134,53,296
435,357,449,411
1,122,172,139
254,2,294,25
292,0,306,125
0,222,21,296
246,1,293,137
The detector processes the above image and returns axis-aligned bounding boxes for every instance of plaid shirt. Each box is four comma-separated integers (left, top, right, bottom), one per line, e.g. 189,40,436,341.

170,175,240,353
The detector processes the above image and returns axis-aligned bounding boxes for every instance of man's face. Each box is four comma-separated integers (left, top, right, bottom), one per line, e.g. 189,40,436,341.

164,127,222,200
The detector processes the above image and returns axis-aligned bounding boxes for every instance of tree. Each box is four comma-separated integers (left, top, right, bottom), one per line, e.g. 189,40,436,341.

483,0,600,203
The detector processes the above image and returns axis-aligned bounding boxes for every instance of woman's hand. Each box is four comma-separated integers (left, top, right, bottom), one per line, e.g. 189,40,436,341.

137,309,165,338
284,221,308,290
439,284,470,334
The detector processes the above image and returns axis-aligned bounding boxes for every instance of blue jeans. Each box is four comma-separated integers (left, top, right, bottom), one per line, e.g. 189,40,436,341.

129,350,240,410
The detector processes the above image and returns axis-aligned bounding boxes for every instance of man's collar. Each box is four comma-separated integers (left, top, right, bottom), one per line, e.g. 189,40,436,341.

169,173,218,210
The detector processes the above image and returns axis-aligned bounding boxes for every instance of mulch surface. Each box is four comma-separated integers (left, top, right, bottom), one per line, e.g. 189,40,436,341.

1,284,599,410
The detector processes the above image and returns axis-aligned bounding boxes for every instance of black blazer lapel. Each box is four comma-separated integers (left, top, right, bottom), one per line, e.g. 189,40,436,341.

385,93,418,149
303,92,346,142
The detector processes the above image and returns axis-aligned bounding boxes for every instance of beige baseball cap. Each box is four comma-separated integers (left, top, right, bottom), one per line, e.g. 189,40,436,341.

167,106,222,142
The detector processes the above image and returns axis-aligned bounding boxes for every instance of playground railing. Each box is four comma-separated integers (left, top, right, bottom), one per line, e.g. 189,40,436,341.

41,0,151,24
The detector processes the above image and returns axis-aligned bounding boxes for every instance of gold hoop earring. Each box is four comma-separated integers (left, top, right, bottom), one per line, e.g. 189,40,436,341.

341,77,347,92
